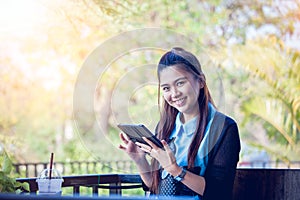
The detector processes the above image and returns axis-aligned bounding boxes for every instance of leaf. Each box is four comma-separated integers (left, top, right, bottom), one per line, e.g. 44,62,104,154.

15,181,30,193
0,174,15,193
242,97,296,147
2,152,12,174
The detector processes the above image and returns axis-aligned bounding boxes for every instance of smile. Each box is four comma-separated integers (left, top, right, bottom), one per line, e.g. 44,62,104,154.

172,97,186,106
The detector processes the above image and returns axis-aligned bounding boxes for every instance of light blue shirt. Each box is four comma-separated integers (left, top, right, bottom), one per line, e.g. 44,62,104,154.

161,103,216,179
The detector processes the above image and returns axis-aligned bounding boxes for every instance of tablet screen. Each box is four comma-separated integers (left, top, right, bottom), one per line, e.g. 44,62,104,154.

118,124,163,149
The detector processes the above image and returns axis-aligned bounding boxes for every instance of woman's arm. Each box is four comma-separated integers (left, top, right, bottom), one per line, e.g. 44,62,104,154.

119,133,154,187
166,164,206,195
134,156,153,188
140,138,207,195
158,118,240,197
139,117,240,197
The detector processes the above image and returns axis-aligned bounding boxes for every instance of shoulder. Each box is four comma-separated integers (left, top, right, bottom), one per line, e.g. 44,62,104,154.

212,112,240,146
208,112,241,164
214,111,238,129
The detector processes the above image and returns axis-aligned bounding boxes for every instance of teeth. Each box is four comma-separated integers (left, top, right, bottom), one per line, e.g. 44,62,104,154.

174,98,185,104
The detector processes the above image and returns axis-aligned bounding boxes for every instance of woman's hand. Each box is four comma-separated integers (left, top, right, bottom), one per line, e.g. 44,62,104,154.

118,133,146,164
136,137,178,174
119,133,154,186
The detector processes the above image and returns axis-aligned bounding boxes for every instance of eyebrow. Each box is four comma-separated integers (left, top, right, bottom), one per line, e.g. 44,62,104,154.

160,77,187,87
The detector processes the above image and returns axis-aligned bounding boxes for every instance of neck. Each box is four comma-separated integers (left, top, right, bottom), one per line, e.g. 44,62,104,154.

180,112,199,124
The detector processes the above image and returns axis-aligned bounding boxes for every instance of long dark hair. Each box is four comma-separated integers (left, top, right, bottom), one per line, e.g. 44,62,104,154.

150,47,216,193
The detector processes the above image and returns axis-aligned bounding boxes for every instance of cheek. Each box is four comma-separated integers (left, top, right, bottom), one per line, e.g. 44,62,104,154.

163,93,171,102
190,87,199,97
190,82,202,97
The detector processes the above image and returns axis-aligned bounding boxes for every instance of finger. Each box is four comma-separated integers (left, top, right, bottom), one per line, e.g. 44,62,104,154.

162,140,172,153
135,142,148,148
135,142,151,149
119,133,129,144
142,137,158,149
138,146,151,154
119,144,126,150
135,142,152,152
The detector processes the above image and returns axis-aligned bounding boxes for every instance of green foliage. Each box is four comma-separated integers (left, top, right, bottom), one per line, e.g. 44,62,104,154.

222,37,300,161
0,0,299,166
0,149,29,193
200,1,300,162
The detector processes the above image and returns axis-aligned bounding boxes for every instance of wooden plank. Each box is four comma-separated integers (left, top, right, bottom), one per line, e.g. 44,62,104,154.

16,174,142,195
284,170,300,200
233,169,300,200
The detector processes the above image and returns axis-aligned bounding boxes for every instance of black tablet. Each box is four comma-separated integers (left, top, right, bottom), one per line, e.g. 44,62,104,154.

117,124,164,149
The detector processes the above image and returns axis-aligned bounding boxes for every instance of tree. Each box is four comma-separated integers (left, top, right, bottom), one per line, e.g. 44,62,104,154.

1,0,299,164
87,0,300,162
224,37,299,162
0,0,116,162
207,1,300,162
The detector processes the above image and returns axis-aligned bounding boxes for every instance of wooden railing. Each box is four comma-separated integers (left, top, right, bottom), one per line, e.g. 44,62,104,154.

13,161,137,178
238,160,300,169
15,169,300,199
14,160,300,178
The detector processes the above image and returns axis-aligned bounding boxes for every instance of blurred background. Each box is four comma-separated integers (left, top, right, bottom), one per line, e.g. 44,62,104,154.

0,0,299,179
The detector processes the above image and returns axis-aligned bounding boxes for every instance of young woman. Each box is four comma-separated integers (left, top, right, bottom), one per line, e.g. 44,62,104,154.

119,47,240,199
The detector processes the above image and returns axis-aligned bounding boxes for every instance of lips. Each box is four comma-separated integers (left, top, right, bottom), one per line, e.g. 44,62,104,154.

172,97,186,107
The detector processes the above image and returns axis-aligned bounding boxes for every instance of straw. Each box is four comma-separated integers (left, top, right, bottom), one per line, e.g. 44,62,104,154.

49,152,54,179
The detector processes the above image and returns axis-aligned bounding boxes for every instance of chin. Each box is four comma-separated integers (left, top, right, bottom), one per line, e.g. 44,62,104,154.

175,107,187,113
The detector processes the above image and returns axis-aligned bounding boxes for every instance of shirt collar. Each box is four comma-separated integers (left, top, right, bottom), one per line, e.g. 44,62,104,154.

173,102,216,136
175,112,198,135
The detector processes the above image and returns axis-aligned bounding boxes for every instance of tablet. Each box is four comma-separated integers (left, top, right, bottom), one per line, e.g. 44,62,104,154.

117,124,164,149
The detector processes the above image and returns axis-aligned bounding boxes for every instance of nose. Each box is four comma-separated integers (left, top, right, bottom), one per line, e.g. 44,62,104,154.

171,87,181,98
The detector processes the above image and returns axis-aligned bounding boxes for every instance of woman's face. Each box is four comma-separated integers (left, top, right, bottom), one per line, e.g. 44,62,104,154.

159,65,203,122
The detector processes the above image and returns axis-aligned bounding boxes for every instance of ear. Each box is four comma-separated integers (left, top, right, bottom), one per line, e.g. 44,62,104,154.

197,78,204,89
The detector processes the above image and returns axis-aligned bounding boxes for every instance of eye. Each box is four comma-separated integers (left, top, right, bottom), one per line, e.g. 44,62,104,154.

161,86,170,92
176,80,185,87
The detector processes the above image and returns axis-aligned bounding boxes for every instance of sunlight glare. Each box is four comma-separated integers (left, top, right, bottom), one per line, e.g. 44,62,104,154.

0,0,46,35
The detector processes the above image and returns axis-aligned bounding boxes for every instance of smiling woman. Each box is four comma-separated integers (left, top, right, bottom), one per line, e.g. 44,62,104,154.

0,0,46,35
119,47,241,200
